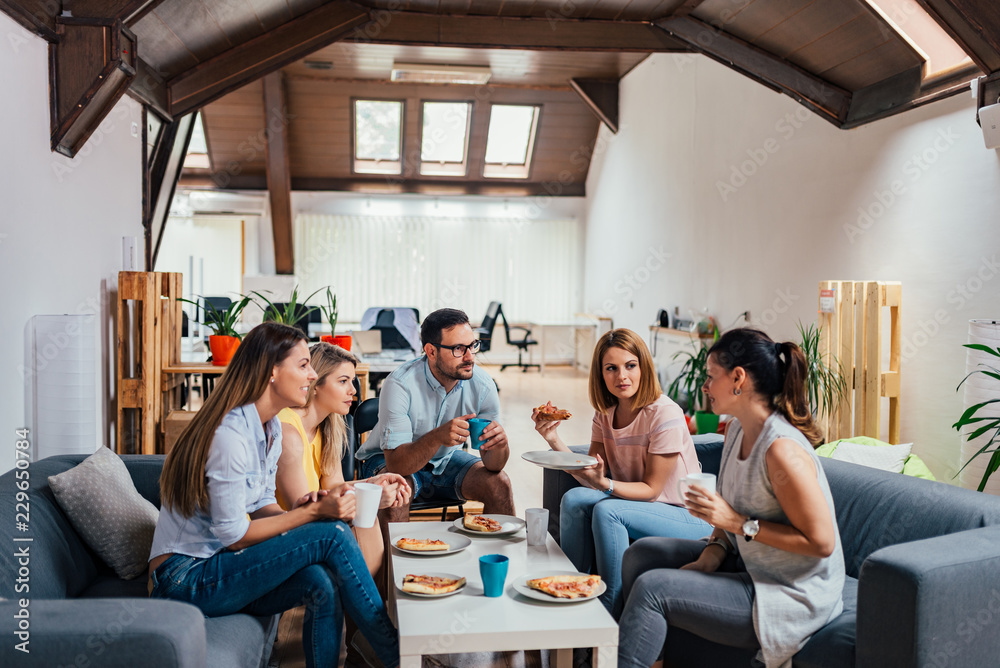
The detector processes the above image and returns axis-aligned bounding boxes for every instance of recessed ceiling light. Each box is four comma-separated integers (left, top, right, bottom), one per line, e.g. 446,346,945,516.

390,62,492,85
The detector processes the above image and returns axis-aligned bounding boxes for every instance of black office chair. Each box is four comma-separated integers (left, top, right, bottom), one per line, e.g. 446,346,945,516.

499,305,539,372
371,308,420,350
265,302,314,337
475,301,501,353
353,397,464,521
202,296,233,323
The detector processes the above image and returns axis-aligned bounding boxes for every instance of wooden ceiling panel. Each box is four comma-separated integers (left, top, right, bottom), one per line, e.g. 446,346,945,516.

693,0,817,45
204,0,269,46
245,0,292,31
357,0,688,21
132,10,201,77
752,2,866,59
819,39,927,90
152,1,235,62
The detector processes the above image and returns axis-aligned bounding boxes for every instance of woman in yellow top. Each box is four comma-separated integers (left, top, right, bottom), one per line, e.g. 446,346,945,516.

275,342,410,590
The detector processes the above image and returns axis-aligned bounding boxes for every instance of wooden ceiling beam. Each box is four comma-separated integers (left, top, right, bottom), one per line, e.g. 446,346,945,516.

916,0,1000,73
0,0,58,40
570,79,619,134
179,173,586,198
349,11,690,52
655,16,851,126
262,73,294,276
167,1,370,117
62,1,166,23
128,57,171,121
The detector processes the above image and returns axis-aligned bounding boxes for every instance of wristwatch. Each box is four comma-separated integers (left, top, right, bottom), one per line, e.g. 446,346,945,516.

742,516,760,542
706,536,731,555
603,479,614,495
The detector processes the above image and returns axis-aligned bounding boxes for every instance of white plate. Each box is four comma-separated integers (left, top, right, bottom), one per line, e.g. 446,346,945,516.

396,572,467,598
392,531,472,556
513,570,607,604
452,514,526,536
521,450,598,471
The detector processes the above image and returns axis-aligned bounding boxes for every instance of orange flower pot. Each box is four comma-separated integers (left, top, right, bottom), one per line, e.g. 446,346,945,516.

320,335,335,344
209,335,240,366
333,335,352,351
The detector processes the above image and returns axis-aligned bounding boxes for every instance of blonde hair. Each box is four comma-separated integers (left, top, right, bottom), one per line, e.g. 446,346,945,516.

305,342,359,478
588,328,662,414
160,322,307,517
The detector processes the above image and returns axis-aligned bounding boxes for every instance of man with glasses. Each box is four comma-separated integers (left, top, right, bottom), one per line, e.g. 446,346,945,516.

357,308,514,523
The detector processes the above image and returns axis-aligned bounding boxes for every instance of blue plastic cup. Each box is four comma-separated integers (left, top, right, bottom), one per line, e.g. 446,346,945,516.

468,418,491,450
479,554,509,597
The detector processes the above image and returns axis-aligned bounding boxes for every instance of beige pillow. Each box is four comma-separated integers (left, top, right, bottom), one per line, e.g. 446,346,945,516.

48,447,158,580
829,440,913,473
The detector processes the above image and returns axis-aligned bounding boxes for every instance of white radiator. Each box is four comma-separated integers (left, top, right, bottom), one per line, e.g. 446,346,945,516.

24,315,98,460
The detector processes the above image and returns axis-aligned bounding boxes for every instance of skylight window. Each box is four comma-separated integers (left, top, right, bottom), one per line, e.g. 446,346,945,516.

183,112,210,169
419,101,471,176
354,100,403,175
483,105,540,179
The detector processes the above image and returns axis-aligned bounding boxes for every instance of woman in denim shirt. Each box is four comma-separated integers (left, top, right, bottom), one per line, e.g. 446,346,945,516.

149,322,399,668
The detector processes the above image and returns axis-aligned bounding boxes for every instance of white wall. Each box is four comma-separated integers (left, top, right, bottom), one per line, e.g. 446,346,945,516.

584,53,1000,480
0,12,143,472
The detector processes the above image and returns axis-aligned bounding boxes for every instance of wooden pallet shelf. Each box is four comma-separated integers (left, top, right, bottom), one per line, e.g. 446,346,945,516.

818,281,901,444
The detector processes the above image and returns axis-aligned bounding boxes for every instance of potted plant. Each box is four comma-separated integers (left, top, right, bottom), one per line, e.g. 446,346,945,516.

667,338,717,435
953,341,1000,492
178,295,251,366
318,287,351,350
250,285,322,332
795,322,848,418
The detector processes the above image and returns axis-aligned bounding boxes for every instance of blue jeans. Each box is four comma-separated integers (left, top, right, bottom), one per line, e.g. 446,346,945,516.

150,520,399,668
361,449,478,503
559,487,712,615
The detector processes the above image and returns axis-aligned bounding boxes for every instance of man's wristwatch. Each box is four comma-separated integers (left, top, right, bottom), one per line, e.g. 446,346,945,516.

742,516,760,542
603,479,614,495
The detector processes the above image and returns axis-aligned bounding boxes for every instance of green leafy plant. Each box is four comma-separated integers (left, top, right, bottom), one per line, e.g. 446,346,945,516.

796,322,849,417
319,287,338,336
667,334,716,414
250,285,323,327
178,295,251,339
953,343,1000,492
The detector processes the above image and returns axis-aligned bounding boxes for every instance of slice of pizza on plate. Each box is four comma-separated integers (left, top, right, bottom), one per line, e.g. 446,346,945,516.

401,574,466,595
463,514,502,533
527,574,602,599
396,537,449,552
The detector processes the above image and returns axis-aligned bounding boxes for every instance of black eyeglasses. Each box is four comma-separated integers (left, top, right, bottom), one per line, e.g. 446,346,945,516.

433,340,482,357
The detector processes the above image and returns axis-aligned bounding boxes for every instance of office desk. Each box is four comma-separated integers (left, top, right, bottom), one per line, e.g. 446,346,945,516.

526,319,603,374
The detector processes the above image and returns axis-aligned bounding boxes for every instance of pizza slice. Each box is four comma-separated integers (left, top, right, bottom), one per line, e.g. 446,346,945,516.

536,401,572,421
527,574,602,599
401,574,467,595
464,514,503,533
396,537,450,552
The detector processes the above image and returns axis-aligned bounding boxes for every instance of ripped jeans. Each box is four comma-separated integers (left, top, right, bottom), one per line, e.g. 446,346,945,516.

150,519,399,668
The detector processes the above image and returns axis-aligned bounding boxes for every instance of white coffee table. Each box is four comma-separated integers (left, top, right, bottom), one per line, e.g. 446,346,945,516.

387,521,618,668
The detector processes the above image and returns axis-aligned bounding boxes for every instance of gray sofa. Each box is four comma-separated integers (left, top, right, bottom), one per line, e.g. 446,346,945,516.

542,437,1000,667
0,454,278,667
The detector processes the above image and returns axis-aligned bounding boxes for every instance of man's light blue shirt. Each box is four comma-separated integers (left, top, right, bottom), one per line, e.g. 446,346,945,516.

150,403,281,559
357,356,501,474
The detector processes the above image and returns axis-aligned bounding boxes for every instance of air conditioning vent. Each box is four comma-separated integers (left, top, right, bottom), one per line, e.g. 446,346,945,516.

304,60,333,70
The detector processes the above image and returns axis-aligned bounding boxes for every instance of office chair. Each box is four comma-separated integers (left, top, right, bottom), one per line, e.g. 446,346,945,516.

353,397,464,521
265,302,314,337
475,301,501,353
499,305,539,372
372,308,420,350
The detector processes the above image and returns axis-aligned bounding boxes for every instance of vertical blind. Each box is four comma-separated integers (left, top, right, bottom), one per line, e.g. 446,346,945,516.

294,214,582,323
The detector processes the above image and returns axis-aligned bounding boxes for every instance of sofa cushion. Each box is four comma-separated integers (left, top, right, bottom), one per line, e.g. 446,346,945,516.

821,458,1000,578
794,577,858,667
828,440,912,473
206,614,280,668
47,448,158,580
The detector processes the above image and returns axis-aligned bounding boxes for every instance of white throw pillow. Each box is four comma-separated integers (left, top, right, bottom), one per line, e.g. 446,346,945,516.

47,447,158,580
829,441,913,473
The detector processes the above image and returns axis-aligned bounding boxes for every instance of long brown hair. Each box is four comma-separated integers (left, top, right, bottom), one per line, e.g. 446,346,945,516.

588,328,662,413
708,327,823,446
160,322,307,516
305,342,358,477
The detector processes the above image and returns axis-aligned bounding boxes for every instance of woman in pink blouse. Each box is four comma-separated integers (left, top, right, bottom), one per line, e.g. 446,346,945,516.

531,328,710,614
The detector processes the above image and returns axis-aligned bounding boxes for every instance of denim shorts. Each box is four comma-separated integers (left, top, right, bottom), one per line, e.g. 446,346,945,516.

360,449,479,503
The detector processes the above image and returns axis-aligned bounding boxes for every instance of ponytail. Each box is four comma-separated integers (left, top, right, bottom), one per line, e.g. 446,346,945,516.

708,328,824,447
775,342,824,447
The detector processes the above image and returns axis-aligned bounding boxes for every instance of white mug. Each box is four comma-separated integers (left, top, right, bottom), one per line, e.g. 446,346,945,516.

677,472,717,507
352,482,382,528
